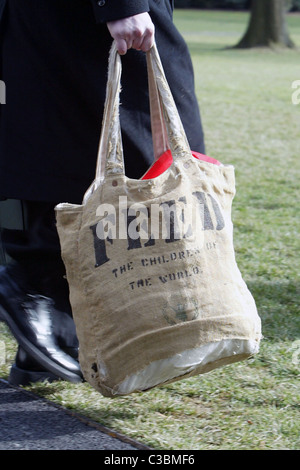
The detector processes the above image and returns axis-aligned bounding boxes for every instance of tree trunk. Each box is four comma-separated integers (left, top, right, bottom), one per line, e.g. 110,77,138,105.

236,0,295,48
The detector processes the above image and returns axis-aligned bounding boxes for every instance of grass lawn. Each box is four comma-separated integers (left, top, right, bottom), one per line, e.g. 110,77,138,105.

1,10,299,450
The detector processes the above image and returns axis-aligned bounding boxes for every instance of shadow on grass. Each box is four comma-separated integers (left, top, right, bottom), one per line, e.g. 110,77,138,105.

186,41,300,56
23,380,137,424
187,42,230,55
247,279,299,342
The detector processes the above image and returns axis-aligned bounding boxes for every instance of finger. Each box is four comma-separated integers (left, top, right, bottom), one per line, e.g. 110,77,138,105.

132,36,144,51
126,37,133,50
140,30,155,52
115,38,128,55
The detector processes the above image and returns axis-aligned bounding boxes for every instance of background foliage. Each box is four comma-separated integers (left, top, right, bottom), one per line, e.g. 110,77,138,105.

174,0,300,11
1,8,299,451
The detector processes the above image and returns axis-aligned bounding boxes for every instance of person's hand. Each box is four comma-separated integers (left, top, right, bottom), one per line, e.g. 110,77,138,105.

107,13,155,55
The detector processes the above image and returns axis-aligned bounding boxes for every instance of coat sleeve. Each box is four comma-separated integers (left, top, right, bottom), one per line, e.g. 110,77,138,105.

89,0,150,23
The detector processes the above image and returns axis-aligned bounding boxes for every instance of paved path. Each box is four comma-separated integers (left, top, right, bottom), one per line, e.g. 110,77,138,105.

0,379,150,450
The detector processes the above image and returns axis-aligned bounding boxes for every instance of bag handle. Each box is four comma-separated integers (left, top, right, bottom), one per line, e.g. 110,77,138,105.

147,48,170,161
94,41,124,183
84,41,191,201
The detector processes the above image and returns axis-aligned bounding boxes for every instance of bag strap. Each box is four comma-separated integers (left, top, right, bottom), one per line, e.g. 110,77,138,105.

94,41,124,184
147,48,169,161
146,44,192,164
90,41,191,192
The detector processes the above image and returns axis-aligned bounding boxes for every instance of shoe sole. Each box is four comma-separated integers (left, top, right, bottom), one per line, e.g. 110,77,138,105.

0,305,83,384
9,363,59,386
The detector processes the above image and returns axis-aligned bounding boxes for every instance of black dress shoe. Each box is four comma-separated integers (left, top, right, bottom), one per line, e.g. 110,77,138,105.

0,265,83,384
9,304,81,386
9,346,59,386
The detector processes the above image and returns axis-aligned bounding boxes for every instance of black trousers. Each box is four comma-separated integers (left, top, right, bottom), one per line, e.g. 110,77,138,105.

0,1,205,204
0,1,205,303
1,200,68,306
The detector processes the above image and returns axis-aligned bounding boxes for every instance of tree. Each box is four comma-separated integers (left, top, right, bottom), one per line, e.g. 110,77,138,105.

235,0,295,48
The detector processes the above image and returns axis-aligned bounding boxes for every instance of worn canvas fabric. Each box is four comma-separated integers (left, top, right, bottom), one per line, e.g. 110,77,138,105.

55,42,262,397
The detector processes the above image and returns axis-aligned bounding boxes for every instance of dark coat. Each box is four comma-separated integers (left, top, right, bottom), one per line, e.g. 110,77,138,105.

0,0,204,204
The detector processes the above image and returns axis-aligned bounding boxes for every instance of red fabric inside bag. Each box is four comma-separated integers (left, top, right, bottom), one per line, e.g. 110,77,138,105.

142,149,221,180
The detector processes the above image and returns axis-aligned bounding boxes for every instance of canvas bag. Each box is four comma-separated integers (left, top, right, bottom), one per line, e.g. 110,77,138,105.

55,42,262,397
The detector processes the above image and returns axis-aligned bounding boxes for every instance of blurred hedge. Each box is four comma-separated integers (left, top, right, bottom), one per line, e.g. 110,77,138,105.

174,0,300,11
174,0,249,8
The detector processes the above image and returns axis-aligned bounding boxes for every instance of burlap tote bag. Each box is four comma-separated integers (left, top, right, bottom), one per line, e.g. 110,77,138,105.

55,42,261,397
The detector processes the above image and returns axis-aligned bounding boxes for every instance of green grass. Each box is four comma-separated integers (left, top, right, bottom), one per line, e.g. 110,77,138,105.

1,10,300,450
